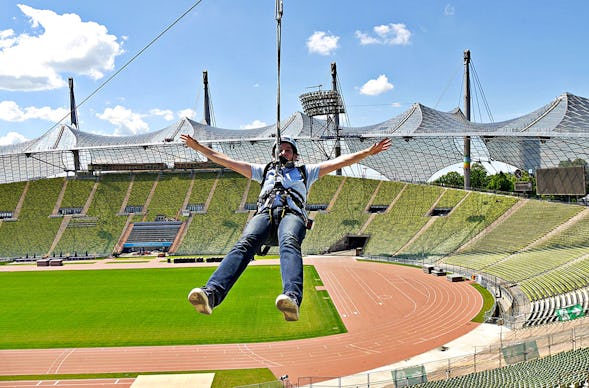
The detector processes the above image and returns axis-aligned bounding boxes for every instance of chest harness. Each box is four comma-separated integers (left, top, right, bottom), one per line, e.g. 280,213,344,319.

255,162,312,255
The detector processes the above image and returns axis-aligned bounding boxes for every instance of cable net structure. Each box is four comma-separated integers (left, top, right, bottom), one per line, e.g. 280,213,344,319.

1,92,589,184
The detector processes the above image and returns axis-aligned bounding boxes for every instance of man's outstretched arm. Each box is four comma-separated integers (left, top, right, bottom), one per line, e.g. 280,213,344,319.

317,138,391,178
181,134,253,178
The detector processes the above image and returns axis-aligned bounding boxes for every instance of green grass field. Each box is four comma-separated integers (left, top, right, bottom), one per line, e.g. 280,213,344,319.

0,370,279,388
0,265,346,349
470,283,495,323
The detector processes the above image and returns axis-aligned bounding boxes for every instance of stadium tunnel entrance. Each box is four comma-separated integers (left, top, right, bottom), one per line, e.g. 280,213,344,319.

324,234,370,255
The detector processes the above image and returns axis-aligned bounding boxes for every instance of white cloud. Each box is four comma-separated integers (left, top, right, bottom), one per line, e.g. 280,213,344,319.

149,108,174,121
391,102,402,108
306,31,339,55
444,4,456,16
0,131,28,145
360,75,394,96
96,105,149,136
178,108,195,119
0,29,14,39
0,100,26,121
354,31,379,45
0,4,124,91
355,23,411,46
0,29,16,49
0,100,69,122
240,119,267,129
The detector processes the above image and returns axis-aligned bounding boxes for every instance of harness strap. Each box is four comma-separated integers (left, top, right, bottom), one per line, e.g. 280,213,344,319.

256,206,291,256
258,245,271,256
258,186,306,218
254,163,309,257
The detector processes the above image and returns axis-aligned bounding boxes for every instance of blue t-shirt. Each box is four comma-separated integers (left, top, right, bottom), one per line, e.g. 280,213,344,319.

251,163,321,217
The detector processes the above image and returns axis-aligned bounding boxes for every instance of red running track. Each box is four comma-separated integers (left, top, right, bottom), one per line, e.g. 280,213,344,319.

0,256,482,386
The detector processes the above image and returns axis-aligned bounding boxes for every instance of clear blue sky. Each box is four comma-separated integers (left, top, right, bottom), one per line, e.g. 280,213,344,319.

1,0,588,145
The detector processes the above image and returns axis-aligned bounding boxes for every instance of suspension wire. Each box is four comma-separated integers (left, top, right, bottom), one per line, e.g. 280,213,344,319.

434,65,462,110
311,136,334,159
471,78,483,122
207,87,216,127
44,0,206,134
458,73,465,113
27,153,69,171
335,73,351,127
191,83,201,123
470,65,483,122
150,143,189,161
471,60,494,122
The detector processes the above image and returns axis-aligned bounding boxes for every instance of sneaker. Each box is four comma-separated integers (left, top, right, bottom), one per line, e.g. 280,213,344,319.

275,294,299,321
188,287,213,315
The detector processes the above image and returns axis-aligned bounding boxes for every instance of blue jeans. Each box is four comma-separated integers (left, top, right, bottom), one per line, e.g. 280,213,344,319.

204,210,307,307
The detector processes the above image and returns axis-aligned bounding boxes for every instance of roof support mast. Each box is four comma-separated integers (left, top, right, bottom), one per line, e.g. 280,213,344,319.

202,70,212,126
332,62,342,175
68,77,78,129
274,0,283,167
68,77,81,173
463,49,471,190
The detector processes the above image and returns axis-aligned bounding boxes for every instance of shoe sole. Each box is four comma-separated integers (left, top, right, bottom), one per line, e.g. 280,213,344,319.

276,295,299,321
188,288,212,315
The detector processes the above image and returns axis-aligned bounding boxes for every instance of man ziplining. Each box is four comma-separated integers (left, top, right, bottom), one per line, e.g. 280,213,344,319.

181,133,391,321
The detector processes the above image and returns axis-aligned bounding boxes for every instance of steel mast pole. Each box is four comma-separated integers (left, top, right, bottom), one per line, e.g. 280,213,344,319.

202,70,211,126
331,62,342,175
68,77,81,172
68,77,78,128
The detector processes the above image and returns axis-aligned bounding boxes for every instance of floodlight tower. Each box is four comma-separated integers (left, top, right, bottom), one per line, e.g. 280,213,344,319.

299,63,346,173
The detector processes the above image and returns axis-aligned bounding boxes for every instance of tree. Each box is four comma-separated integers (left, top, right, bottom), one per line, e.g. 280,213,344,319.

433,171,463,187
470,163,490,189
559,158,587,168
487,172,514,192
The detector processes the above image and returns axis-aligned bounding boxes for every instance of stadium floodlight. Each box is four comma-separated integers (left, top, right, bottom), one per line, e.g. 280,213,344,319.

299,90,345,117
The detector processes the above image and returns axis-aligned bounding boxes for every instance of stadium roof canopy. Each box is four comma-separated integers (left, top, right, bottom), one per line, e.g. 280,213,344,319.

1,92,589,184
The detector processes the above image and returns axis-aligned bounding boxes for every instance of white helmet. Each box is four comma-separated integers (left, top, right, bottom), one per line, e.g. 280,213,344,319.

271,136,299,155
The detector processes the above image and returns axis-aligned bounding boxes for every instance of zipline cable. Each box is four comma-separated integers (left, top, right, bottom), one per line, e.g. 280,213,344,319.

45,0,206,134
274,0,283,170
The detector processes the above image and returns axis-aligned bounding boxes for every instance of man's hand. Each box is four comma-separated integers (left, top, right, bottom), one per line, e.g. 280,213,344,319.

368,138,392,155
179,133,253,179
180,134,198,147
